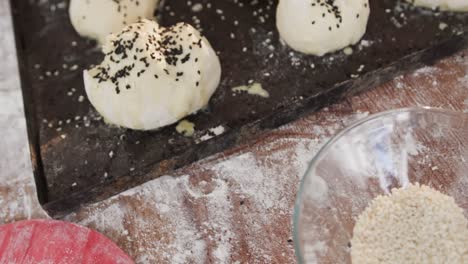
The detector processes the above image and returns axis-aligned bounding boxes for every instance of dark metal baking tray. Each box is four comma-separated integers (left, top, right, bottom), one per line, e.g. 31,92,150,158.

8,0,468,217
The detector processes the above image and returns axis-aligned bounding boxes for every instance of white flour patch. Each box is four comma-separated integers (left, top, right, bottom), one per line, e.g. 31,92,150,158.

303,241,327,263
0,0,48,223
460,74,468,84
394,75,405,89
62,110,373,263
412,66,438,76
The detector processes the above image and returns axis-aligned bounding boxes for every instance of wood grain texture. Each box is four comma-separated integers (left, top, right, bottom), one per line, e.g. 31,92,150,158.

62,50,467,263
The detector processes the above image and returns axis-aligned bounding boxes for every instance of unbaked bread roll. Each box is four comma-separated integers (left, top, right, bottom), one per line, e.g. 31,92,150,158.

69,0,160,44
276,0,370,56
84,20,221,130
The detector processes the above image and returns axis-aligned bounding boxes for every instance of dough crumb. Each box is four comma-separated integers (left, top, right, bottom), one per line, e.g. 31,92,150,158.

343,47,353,55
176,120,195,137
232,83,269,98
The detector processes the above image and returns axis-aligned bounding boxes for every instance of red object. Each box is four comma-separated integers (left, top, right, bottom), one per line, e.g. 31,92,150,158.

0,219,134,264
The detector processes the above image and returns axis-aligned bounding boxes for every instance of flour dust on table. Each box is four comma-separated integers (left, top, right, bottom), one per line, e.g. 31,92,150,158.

62,110,374,263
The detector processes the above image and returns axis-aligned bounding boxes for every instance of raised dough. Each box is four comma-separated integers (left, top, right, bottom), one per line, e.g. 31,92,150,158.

407,0,468,11
276,0,370,56
69,0,160,44
84,19,221,130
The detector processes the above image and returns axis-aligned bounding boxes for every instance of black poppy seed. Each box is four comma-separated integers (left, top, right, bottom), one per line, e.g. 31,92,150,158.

92,20,210,95
181,53,191,63
310,0,343,22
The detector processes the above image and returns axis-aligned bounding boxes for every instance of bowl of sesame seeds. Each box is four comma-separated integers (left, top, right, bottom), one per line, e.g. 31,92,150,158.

294,107,468,263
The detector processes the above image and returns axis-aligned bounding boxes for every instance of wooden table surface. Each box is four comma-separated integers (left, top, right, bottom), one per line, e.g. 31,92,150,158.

0,0,467,263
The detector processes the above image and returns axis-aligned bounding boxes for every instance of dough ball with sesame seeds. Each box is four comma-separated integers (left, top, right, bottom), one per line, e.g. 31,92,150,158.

69,0,160,45
83,19,221,130
407,0,468,11
276,0,370,56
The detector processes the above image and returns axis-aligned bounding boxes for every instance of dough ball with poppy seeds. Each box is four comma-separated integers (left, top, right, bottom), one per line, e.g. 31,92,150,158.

69,0,160,45
84,19,221,130
276,0,370,56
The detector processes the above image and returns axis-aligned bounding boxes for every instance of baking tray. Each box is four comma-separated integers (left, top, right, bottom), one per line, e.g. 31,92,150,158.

8,0,468,217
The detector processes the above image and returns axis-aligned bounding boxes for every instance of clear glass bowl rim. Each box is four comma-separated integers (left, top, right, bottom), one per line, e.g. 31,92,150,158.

292,106,468,263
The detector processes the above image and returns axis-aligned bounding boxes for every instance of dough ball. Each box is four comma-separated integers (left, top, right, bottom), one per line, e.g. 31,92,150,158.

84,19,222,130
69,0,160,44
407,0,468,11
276,0,370,56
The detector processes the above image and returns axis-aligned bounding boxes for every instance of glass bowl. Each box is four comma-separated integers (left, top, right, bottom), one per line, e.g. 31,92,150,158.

293,107,468,263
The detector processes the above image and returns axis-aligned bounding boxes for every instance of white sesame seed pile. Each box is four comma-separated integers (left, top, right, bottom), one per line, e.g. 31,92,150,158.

351,183,468,263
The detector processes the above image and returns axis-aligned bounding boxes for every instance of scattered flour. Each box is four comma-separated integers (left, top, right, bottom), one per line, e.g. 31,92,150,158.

0,0,49,223
412,65,438,76
198,125,225,142
63,111,374,263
